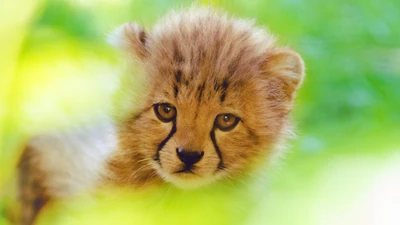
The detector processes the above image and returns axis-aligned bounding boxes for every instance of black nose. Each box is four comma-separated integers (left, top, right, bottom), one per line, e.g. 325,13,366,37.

176,148,204,166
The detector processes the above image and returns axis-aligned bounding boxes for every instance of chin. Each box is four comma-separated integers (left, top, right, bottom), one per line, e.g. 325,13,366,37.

158,170,219,189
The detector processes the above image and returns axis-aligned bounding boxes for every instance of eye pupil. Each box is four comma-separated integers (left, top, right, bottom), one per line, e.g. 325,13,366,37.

164,106,171,113
223,115,230,122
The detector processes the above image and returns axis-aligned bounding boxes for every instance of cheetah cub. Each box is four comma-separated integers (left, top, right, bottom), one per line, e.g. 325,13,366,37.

20,7,304,224
107,7,305,189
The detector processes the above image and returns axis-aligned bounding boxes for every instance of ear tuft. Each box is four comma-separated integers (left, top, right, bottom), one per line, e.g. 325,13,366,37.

263,48,305,101
108,23,149,59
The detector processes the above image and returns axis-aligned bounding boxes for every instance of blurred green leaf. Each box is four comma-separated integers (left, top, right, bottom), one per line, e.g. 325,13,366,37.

2,0,400,224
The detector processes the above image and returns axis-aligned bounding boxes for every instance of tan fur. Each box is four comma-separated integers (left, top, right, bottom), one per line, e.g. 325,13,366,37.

18,7,304,223
107,7,304,188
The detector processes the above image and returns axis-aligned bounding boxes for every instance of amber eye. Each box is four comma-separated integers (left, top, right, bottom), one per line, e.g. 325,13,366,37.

154,103,177,122
215,114,240,131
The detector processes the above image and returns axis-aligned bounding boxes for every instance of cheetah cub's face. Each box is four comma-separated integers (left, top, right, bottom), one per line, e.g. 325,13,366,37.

108,8,304,189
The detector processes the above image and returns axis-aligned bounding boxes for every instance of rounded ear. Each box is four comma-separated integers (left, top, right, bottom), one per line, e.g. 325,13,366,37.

263,48,305,104
108,23,149,60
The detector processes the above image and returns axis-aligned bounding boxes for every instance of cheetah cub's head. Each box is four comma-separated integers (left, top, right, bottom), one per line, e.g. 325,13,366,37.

108,8,304,189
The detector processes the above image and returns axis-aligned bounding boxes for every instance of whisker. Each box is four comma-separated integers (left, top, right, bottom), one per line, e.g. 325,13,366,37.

128,163,152,182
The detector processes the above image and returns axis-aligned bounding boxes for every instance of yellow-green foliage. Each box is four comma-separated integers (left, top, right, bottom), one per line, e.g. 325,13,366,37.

1,0,400,224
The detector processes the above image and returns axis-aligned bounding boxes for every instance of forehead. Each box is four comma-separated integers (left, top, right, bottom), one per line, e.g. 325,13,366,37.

150,67,244,113
147,17,267,108
148,19,265,80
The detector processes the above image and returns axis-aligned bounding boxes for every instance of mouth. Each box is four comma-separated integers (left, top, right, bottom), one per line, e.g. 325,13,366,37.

155,162,223,189
174,165,195,174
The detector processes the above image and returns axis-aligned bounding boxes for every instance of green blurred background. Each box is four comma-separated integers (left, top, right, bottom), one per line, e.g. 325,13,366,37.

1,0,399,224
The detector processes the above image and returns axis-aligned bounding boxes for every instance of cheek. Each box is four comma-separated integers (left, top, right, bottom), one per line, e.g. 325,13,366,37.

136,116,174,157
197,142,221,173
216,129,262,171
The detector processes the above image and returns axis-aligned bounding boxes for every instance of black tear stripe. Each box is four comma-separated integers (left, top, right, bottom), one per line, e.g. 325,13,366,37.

154,121,177,161
210,129,225,170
